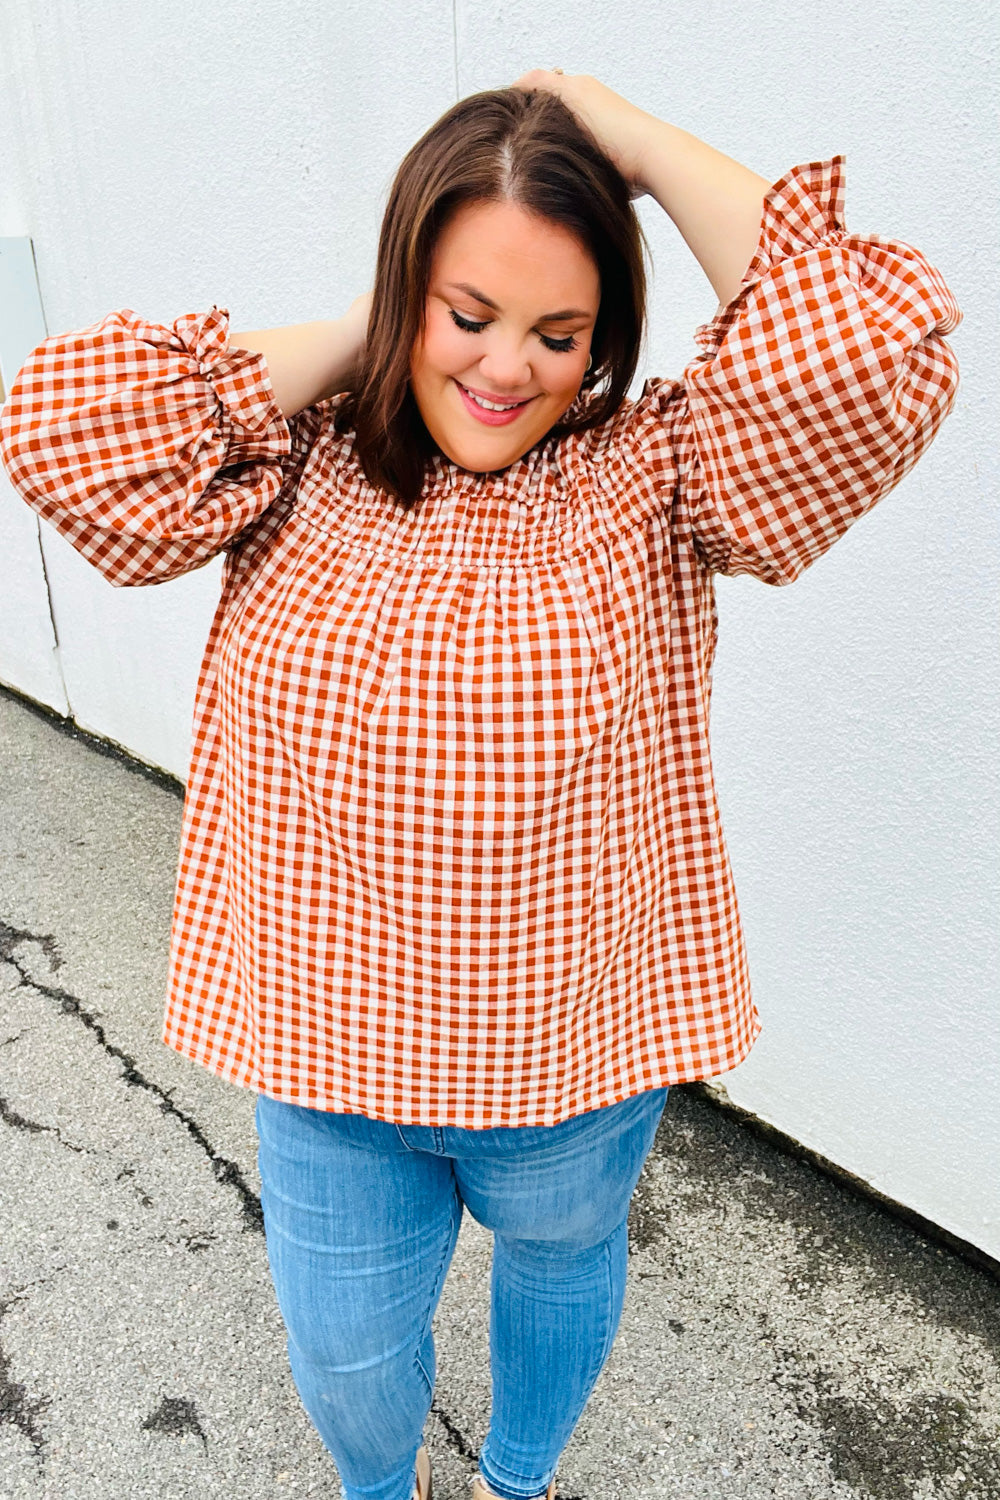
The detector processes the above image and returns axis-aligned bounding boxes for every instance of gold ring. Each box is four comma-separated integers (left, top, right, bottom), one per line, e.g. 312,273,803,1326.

551,67,564,75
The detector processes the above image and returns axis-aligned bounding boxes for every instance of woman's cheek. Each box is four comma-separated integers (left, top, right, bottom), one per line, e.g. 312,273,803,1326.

552,351,588,402
425,309,470,371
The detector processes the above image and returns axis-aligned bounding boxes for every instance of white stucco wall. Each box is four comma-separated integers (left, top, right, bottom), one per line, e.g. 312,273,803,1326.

1,2,996,1256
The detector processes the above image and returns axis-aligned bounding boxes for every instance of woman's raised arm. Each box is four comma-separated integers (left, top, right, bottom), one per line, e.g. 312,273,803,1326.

0,292,371,588
1,307,301,587
520,75,962,584
230,291,371,418
514,70,770,306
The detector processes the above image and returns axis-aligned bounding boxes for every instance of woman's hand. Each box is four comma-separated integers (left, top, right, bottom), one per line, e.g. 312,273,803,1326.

512,69,771,307
512,70,651,196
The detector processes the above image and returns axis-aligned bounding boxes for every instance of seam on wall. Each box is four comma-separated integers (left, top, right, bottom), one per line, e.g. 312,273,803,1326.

4,231,72,723
451,0,460,99
33,520,72,718
25,234,73,722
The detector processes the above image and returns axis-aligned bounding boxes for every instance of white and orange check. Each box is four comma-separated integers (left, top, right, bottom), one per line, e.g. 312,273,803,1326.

0,159,961,1127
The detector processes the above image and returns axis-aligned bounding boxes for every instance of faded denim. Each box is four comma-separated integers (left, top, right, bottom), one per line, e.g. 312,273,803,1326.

256,1087,668,1500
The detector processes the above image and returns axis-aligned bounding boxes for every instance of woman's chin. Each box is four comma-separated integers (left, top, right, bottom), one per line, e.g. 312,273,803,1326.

429,429,530,474
427,409,570,474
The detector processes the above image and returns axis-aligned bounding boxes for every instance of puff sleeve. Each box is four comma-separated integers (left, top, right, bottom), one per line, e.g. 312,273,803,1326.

0,305,315,586
674,157,961,584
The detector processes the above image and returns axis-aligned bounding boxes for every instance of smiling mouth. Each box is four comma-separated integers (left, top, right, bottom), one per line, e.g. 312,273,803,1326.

460,383,532,412
455,381,535,426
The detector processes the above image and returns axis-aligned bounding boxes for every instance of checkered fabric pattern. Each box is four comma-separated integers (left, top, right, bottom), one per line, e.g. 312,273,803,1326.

1,160,961,1126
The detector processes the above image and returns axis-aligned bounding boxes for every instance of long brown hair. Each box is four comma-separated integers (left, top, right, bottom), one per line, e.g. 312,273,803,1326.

338,87,647,507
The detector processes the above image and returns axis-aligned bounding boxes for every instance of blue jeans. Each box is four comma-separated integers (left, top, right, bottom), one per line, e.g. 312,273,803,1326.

256,1088,668,1500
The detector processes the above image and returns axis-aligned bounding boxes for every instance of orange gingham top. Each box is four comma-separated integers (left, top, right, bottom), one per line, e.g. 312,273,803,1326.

1,159,961,1126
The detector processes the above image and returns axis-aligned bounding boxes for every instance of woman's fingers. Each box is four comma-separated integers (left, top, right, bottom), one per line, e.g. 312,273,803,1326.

511,67,569,92
510,71,649,194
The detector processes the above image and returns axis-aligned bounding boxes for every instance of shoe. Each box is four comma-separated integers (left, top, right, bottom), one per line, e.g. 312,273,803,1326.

413,1445,432,1500
471,1476,555,1500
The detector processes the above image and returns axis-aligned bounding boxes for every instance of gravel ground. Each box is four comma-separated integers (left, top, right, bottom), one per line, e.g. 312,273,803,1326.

1,684,998,1500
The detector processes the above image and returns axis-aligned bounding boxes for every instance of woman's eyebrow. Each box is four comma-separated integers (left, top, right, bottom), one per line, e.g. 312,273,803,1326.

443,282,591,321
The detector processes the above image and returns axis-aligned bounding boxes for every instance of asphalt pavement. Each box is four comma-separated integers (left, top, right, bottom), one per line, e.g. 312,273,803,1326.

1,685,998,1500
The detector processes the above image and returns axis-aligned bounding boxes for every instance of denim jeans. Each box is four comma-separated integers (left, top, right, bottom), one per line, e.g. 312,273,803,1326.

256,1087,669,1500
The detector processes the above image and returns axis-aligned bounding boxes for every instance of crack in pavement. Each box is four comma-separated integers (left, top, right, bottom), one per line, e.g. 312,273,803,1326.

0,1286,55,1465
430,1397,479,1464
2,919,491,1480
0,920,263,1233
0,1091,84,1153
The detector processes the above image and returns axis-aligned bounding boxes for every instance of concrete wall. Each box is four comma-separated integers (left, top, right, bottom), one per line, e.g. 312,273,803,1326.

1,1,996,1256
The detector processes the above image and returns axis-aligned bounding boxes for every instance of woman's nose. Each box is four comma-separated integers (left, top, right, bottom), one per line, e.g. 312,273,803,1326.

477,335,532,390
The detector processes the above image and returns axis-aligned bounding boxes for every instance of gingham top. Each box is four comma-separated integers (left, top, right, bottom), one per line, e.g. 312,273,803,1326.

1,159,960,1126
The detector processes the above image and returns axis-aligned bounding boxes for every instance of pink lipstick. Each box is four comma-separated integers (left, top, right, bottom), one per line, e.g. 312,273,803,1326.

455,380,534,427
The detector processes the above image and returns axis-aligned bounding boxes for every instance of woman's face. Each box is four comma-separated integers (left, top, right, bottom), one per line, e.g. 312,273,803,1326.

409,198,600,473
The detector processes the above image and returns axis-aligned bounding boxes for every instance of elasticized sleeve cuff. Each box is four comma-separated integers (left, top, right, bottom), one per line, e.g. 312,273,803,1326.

693,156,849,357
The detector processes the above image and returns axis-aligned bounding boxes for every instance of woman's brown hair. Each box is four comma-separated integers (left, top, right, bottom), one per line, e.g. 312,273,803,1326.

338,86,647,507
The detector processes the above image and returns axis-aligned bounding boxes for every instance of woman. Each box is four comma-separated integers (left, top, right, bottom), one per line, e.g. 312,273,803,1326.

0,70,959,1500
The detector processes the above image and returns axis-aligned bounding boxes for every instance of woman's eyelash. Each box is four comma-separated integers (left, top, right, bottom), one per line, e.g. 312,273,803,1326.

450,310,488,334
448,309,579,354
540,333,579,353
